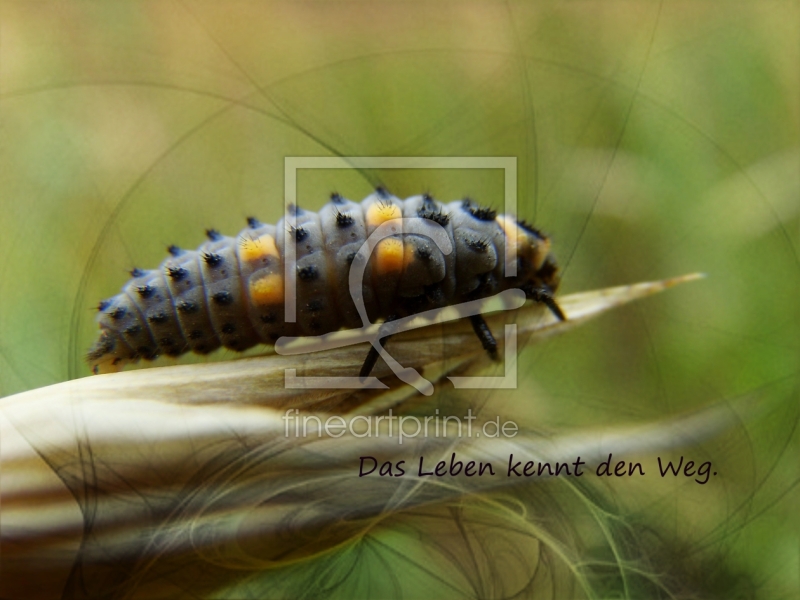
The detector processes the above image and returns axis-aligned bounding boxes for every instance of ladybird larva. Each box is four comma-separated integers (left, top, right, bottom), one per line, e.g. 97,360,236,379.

87,190,565,375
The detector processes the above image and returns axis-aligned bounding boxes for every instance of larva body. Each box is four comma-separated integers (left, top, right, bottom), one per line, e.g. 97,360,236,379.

88,190,562,374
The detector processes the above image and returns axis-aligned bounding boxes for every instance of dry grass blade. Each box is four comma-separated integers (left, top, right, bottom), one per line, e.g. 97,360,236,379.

1,274,714,599
9,273,705,413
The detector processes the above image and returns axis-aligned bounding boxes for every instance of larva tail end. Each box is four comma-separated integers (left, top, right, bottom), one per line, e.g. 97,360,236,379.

87,331,127,375
90,357,127,375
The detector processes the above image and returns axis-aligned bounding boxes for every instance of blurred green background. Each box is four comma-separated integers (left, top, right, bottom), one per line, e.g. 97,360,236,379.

1,1,797,598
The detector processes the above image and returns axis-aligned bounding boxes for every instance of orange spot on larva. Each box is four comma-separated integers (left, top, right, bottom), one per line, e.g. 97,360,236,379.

249,273,284,305
239,234,279,263
374,238,404,275
403,240,417,269
366,202,401,228
497,215,550,269
496,216,523,254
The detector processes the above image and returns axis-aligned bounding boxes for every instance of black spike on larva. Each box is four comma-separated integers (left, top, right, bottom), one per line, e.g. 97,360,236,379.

109,306,126,320
166,266,188,281
517,219,546,240
177,300,198,314
375,186,390,199
212,291,233,305
97,299,112,312
136,346,158,360
297,265,319,281
292,226,308,242
202,252,223,267
335,210,354,228
130,268,146,278
162,340,182,356
330,192,344,205
462,198,496,221
516,219,545,239
247,216,261,229
465,238,489,253
137,284,156,299
417,205,450,226
287,203,304,216
206,228,222,242
167,245,184,257
416,246,432,261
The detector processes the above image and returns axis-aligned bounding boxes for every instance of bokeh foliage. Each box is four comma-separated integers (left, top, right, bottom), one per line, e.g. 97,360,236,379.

1,1,797,598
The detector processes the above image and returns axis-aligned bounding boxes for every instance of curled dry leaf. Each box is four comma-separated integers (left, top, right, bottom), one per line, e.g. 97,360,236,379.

2,274,729,599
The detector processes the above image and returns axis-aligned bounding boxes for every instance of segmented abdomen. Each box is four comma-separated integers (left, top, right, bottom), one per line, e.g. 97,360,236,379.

88,190,557,373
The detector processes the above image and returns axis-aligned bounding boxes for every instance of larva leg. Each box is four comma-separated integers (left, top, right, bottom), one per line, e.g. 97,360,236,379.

359,315,398,378
528,287,566,321
470,314,498,360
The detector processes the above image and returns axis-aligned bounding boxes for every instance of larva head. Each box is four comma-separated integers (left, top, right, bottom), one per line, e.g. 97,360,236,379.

497,216,561,295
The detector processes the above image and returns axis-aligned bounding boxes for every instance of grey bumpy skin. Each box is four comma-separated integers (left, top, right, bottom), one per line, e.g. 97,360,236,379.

88,191,560,374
